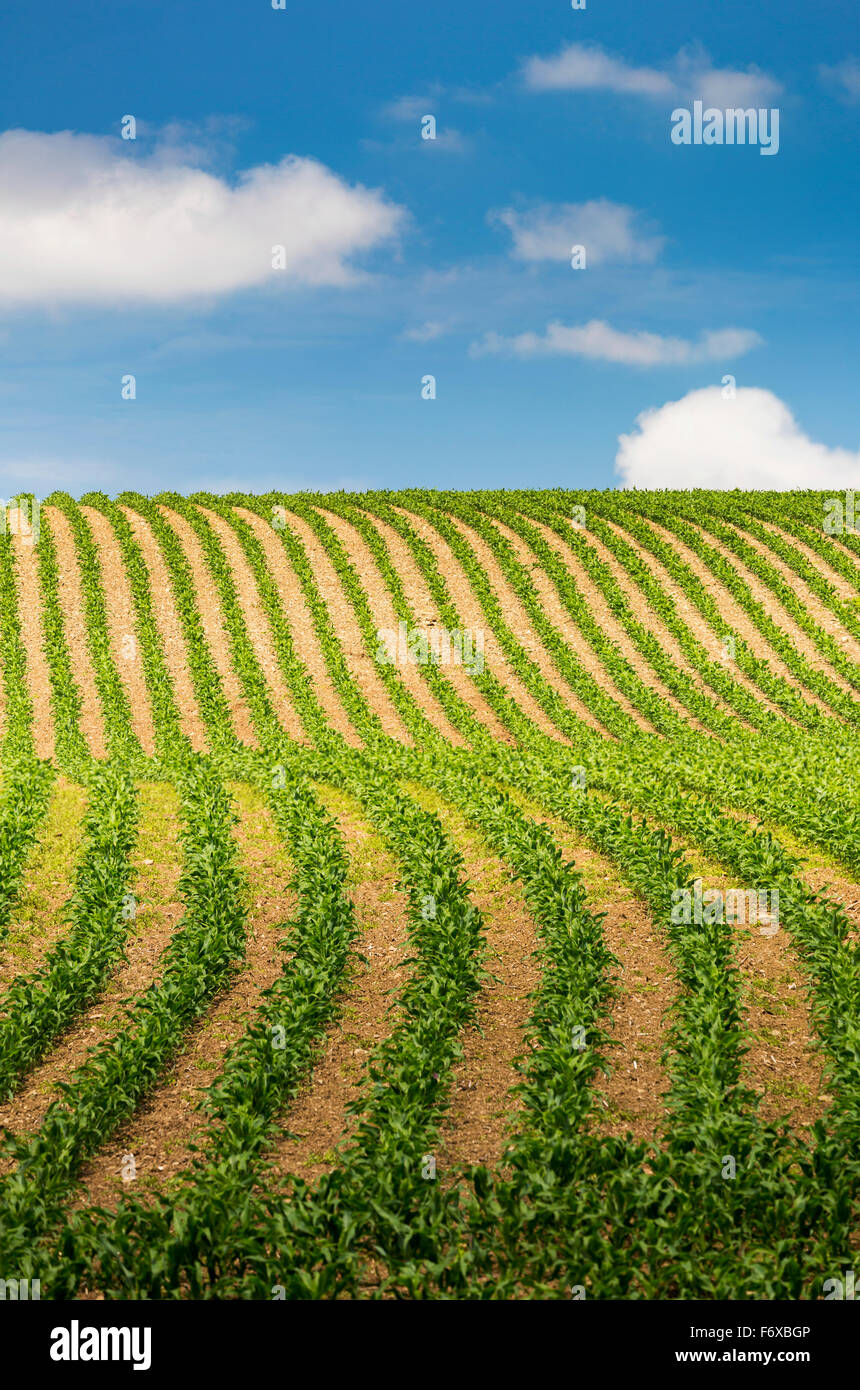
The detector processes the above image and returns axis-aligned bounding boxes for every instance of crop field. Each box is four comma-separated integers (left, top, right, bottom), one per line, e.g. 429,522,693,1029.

0,486,859,1301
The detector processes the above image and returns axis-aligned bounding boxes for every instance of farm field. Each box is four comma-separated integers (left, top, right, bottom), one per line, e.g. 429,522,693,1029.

0,486,858,1300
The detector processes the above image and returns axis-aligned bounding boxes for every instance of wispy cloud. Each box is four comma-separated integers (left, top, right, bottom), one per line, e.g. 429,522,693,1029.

383,93,440,123
401,320,449,342
819,58,860,103
382,84,493,122
471,319,763,367
490,199,665,265
522,43,782,108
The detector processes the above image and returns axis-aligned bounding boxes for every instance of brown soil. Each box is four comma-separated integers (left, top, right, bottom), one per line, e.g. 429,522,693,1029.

532,515,751,729
599,517,790,722
445,512,604,739
503,789,673,1144
688,518,860,692
736,928,825,1132
272,507,411,743
721,518,860,667
640,515,837,717
796,865,860,949
72,783,296,1208
79,506,157,756
271,906,409,1185
389,504,568,743
406,785,541,1172
778,521,860,590
232,506,362,747
8,511,55,759
118,507,208,752
42,506,107,759
346,504,513,742
506,515,676,733
269,802,411,1185
313,507,466,747
758,521,860,598
156,505,259,748
654,827,825,1135
0,783,183,1143
194,506,306,744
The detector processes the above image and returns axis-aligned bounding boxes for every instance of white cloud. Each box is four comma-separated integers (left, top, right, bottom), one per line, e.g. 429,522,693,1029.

523,43,781,107
0,130,405,307
379,91,470,150
383,95,433,123
471,319,762,367
424,128,470,153
490,199,664,265
523,45,673,96
401,320,448,342
819,58,860,103
383,86,491,121
615,386,860,489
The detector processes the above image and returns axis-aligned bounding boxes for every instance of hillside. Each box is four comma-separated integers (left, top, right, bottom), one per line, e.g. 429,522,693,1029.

0,487,858,1299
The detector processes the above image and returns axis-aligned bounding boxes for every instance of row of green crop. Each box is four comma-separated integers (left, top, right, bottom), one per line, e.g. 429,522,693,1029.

233,496,859,1192
590,495,846,730
3,489,855,1301
54,770,359,1297
189,499,338,750
701,501,860,665
45,496,146,767
377,492,860,874
58,724,856,1298
504,496,780,738
0,763,139,1099
440,494,693,740
78,494,189,767
0,758,249,1271
0,512,55,944
118,495,237,756
33,506,91,773
36,747,486,1296
636,501,860,722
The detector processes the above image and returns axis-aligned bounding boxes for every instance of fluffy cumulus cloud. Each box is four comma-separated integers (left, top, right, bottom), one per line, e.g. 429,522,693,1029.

490,199,665,265
472,320,761,367
0,130,405,306
523,43,782,108
615,386,860,489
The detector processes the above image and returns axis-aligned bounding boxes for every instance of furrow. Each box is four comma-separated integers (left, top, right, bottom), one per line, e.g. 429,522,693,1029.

41,506,107,760
194,506,306,744
118,507,208,753
156,505,258,748
79,506,157,757
314,507,467,747
232,505,361,746
389,504,567,743
9,518,55,761
276,508,410,743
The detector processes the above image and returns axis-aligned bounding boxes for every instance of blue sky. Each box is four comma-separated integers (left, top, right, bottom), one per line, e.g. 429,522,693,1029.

0,0,858,494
